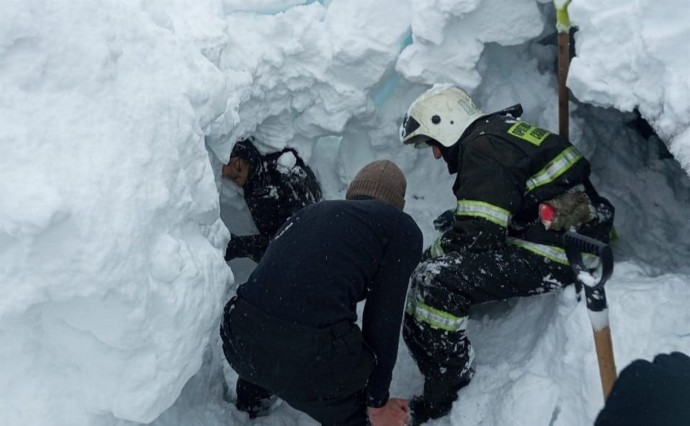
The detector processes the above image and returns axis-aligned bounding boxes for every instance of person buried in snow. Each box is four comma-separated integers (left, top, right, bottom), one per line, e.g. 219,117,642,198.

220,160,423,426
221,136,322,263
399,84,615,425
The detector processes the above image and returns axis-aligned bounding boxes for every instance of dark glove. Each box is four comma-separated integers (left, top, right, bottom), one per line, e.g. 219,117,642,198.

224,233,267,263
224,234,240,261
539,191,594,231
433,209,455,232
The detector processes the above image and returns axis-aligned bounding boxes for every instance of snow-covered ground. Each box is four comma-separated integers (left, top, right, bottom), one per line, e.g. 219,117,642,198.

1,1,688,426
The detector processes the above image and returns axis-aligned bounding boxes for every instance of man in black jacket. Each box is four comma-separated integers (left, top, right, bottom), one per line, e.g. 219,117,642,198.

220,160,423,426
221,137,322,263
399,85,615,424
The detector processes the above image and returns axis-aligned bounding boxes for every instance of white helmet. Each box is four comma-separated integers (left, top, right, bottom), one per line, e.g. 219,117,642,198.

400,85,483,148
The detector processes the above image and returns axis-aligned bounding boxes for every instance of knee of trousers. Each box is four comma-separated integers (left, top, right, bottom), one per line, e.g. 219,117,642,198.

407,263,471,331
403,314,475,379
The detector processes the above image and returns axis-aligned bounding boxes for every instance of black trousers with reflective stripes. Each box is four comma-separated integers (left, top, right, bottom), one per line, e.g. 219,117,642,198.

220,296,375,426
403,245,573,409
404,315,474,412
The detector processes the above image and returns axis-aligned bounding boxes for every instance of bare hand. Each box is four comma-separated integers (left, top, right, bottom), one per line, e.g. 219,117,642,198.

368,398,409,426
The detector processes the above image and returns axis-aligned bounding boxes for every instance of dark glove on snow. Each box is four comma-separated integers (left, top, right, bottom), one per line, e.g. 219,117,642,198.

224,233,267,263
224,234,240,261
433,209,455,232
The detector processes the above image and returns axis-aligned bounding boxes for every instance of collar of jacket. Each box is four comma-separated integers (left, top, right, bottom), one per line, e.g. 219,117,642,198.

441,103,524,174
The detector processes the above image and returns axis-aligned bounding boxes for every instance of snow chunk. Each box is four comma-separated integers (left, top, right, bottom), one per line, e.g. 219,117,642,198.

0,1,232,425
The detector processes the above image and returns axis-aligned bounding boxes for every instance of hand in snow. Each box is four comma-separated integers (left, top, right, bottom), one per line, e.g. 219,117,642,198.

368,398,409,426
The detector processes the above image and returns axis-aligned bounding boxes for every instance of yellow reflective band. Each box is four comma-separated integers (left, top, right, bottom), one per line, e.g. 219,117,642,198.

555,0,572,32
526,146,583,192
456,200,510,228
406,302,468,332
430,235,445,258
507,237,600,268
507,122,551,146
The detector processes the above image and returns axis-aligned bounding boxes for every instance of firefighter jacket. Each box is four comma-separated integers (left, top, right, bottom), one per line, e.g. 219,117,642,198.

431,107,614,265
225,140,323,262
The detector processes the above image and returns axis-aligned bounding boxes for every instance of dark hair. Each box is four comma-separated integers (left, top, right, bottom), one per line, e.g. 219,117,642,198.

230,137,261,166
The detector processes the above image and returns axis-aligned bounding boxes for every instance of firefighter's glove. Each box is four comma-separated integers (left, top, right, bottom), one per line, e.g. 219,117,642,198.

539,191,594,231
433,209,455,232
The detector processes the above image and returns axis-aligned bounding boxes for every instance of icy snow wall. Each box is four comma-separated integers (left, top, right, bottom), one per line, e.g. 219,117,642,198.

0,1,232,425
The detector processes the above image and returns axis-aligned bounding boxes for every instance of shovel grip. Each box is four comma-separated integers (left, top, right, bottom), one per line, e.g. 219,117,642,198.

564,231,614,285
564,232,609,257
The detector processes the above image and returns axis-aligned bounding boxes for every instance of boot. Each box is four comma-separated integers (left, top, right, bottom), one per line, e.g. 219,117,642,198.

408,396,455,426
235,378,275,418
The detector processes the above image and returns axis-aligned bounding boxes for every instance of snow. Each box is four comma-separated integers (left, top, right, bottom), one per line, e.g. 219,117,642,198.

568,0,690,169
0,1,688,426
587,309,610,333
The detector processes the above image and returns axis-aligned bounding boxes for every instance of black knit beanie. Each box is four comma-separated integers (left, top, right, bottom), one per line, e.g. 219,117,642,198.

346,160,406,210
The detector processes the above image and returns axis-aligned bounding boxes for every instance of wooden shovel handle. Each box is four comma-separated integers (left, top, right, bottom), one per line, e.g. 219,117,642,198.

593,326,618,399
558,31,570,140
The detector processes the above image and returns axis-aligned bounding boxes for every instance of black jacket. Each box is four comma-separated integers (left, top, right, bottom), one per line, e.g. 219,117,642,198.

237,198,423,407
595,352,690,426
434,107,614,256
225,139,322,262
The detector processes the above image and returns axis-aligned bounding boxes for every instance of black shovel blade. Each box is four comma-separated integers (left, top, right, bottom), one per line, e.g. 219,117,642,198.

564,231,614,313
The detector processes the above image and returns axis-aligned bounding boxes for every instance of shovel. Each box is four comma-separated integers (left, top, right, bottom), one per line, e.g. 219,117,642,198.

564,231,617,399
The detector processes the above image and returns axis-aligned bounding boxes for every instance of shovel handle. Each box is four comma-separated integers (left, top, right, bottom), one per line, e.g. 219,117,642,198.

594,326,618,398
564,231,618,400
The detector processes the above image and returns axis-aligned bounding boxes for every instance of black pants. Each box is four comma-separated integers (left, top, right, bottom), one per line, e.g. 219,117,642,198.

220,296,375,426
403,245,574,409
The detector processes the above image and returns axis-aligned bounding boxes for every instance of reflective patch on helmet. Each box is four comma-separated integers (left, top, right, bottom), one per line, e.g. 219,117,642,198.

456,96,480,116
401,114,421,142
507,122,550,146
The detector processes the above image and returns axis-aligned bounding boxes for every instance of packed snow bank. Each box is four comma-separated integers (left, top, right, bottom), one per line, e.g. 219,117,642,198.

568,0,690,172
0,1,232,425
397,0,544,89
205,0,412,164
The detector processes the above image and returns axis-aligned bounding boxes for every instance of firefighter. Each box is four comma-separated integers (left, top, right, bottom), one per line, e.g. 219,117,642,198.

399,85,615,424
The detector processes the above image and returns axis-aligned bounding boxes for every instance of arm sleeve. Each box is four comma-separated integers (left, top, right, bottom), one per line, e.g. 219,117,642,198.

362,215,423,407
439,137,525,254
225,234,270,263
